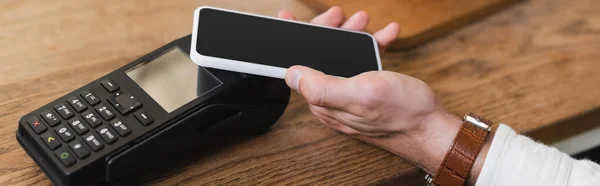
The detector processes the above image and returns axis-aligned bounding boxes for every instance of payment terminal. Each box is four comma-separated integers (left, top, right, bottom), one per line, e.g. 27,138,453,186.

16,35,290,185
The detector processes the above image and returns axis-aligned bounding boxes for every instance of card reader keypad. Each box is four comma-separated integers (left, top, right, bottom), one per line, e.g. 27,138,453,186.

25,79,152,168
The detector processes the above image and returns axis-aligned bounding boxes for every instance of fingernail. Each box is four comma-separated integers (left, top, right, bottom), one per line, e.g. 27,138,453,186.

288,69,303,92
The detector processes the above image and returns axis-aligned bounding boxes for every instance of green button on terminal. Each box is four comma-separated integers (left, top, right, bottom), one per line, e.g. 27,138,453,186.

55,148,76,167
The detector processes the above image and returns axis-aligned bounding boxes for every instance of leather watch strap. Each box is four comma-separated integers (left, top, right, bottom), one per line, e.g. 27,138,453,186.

430,113,491,186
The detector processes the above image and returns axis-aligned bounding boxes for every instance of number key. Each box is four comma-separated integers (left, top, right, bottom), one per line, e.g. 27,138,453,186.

95,104,115,121
54,103,74,119
82,111,102,127
68,118,89,135
109,119,131,136
82,133,104,152
54,124,75,142
80,90,100,106
67,96,87,113
97,126,118,144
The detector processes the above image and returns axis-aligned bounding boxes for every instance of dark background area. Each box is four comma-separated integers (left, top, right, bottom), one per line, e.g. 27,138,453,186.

574,145,600,162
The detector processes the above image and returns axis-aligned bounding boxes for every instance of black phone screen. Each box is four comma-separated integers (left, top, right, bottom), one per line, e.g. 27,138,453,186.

196,8,380,78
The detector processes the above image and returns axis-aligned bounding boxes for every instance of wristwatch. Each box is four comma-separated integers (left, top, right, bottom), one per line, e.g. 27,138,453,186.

425,113,492,186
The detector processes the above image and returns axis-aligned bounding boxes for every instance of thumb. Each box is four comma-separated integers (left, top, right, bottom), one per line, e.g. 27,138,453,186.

285,65,350,108
285,65,325,91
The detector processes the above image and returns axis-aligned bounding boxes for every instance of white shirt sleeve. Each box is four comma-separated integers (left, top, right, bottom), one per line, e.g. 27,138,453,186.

475,124,600,186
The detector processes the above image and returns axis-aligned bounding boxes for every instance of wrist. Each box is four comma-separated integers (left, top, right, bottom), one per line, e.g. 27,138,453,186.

425,112,494,186
365,111,463,174
417,111,463,174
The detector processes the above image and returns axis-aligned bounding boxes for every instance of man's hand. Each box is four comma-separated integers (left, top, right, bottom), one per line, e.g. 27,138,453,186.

278,7,483,180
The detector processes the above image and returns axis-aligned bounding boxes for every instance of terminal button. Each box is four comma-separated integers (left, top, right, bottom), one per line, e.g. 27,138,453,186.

54,124,75,142
68,118,89,135
109,119,131,137
55,148,76,167
67,96,87,113
40,109,60,126
82,111,102,127
134,110,153,126
69,140,90,159
97,126,118,144
83,133,104,152
101,79,120,93
40,132,61,150
26,116,47,134
80,90,100,106
95,104,115,121
54,103,74,119
107,91,141,114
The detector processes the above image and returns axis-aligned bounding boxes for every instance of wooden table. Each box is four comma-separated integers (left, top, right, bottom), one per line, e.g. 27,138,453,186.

1,0,599,185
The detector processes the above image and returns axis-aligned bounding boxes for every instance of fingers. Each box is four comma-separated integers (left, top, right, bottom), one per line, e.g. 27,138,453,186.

277,10,296,20
341,11,369,31
285,66,354,109
283,7,367,30
311,6,345,27
310,105,395,137
312,7,399,49
310,106,360,135
373,22,400,49
316,117,360,135
279,7,398,49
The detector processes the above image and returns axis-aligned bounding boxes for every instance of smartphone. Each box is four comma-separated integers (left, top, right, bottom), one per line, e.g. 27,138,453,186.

191,6,381,79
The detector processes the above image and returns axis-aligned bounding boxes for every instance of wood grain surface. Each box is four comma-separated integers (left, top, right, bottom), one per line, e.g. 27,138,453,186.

1,0,600,185
300,0,522,49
